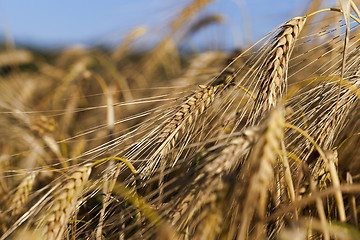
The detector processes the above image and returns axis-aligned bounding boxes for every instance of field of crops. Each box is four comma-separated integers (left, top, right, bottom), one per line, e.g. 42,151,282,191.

1,0,360,239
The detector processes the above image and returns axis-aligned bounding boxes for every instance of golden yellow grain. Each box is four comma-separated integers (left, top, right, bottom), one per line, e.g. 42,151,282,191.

42,164,92,240
9,173,36,216
252,17,306,124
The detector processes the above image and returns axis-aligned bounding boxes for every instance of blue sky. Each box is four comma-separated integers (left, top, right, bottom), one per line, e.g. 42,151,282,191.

0,0,332,49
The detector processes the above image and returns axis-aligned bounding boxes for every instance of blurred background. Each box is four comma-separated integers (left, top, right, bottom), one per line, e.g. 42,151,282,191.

0,0,335,51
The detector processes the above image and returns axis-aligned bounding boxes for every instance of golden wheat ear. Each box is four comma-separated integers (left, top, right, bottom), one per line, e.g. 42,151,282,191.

167,127,259,235
8,173,37,217
151,69,240,169
40,164,92,240
237,106,284,239
140,84,218,177
251,17,306,124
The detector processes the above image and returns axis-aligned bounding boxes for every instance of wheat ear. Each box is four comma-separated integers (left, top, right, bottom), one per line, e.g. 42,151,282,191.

143,85,217,176
239,107,284,239
252,17,306,124
158,85,216,152
154,70,240,162
171,0,216,32
169,128,258,230
9,173,36,217
42,163,92,240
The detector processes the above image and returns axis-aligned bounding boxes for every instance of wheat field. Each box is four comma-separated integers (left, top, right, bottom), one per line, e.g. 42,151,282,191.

2,0,360,239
